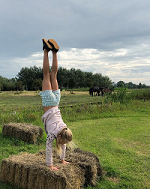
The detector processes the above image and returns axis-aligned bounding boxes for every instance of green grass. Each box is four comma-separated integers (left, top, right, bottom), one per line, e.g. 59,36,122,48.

0,91,150,189
71,117,150,189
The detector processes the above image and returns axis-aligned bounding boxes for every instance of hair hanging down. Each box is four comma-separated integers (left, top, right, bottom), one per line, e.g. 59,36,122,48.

56,128,73,155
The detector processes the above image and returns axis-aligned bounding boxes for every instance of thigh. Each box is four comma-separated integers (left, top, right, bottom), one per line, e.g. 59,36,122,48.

42,74,52,91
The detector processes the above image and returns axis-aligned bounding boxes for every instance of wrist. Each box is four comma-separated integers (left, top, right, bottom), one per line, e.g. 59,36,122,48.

48,165,53,169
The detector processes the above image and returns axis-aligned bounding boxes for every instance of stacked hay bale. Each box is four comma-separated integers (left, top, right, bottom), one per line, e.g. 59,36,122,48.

2,123,43,144
66,148,102,186
1,149,102,189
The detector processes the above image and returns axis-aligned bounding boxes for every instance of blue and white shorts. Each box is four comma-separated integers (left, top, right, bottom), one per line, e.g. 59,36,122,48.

39,89,61,107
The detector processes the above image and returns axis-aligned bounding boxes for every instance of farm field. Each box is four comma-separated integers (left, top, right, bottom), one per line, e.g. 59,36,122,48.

0,90,150,189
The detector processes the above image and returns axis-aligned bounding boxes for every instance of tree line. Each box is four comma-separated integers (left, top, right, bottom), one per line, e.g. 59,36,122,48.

0,66,149,91
115,80,150,89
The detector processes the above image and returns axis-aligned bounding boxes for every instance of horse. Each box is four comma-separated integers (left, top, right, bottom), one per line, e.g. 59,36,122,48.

89,87,100,96
102,88,112,96
89,87,112,96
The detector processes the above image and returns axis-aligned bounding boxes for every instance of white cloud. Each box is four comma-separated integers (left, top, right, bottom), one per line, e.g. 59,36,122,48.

1,44,149,85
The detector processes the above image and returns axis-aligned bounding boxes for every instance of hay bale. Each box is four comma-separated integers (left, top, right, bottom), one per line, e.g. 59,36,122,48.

65,148,102,186
1,149,102,189
2,123,43,144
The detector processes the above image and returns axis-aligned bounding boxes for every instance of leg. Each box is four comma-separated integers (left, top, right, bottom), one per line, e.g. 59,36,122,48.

50,51,59,91
42,49,52,91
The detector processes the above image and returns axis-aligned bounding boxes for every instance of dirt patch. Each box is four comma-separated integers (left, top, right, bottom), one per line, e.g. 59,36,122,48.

106,177,120,184
2,123,43,144
1,148,102,189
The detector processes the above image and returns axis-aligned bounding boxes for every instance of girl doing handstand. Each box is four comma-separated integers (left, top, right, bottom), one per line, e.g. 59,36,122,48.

40,39,73,171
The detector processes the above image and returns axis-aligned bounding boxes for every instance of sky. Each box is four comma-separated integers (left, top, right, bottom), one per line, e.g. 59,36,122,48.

0,0,150,85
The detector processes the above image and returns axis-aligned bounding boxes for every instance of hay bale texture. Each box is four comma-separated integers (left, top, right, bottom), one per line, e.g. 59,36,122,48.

1,148,102,189
2,123,43,144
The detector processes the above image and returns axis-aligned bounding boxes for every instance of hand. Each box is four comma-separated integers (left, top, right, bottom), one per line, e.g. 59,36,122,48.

61,160,70,165
48,165,59,171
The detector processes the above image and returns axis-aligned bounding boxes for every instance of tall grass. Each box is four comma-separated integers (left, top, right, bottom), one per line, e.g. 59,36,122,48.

110,88,130,104
130,89,150,100
0,105,43,126
107,88,150,104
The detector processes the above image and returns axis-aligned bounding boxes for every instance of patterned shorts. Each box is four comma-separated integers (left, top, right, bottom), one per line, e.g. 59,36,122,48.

39,89,61,107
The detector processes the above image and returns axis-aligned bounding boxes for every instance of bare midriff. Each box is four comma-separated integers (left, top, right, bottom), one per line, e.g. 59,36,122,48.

43,106,58,113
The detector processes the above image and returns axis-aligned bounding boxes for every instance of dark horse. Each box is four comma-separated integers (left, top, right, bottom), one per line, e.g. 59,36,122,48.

89,87,112,96
89,87,102,96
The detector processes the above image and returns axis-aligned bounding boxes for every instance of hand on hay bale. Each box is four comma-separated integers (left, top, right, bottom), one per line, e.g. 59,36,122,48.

48,165,59,171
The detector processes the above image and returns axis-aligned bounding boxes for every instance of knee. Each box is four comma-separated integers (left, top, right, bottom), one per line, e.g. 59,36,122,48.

43,73,50,79
50,71,57,79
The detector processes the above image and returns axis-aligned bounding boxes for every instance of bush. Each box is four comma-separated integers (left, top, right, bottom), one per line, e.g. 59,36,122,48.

110,88,130,104
130,89,150,100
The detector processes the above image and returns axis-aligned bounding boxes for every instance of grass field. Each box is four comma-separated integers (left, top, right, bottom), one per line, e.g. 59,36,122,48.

0,90,150,189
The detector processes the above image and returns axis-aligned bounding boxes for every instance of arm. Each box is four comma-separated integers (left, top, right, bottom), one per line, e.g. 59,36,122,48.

60,144,66,160
60,144,70,164
46,133,59,170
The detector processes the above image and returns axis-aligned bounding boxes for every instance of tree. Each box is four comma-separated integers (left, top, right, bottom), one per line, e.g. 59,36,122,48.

68,68,76,93
85,72,93,87
75,69,85,88
93,73,102,87
100,76,112,88
0,76,4,91
16,66,43,90
126,82,137,89
15,81,24,91
117,81,125,88
32,78,42,91
57,67,69,90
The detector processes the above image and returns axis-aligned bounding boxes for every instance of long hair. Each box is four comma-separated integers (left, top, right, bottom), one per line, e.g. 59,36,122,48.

56,128,73,155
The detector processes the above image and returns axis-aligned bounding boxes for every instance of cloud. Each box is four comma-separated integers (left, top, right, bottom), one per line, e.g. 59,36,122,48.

0,0,150,85
1,43,149,85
